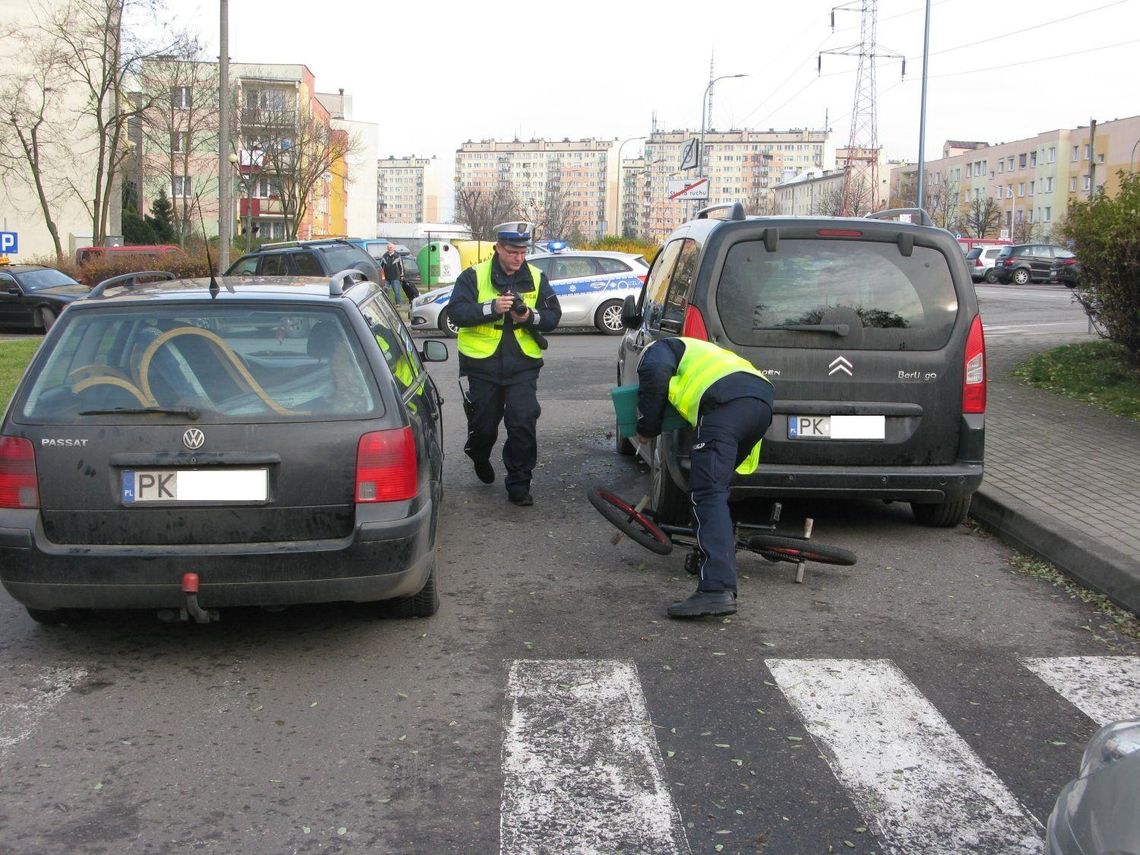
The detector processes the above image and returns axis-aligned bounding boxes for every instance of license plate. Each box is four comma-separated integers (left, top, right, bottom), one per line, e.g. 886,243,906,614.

788,415,885,440
121,469,268,503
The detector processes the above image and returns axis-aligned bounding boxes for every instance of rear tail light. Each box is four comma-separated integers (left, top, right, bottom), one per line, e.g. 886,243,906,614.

974,258,982,268
0,436,39,509
817,228,863,237
962,315,986,414
355,427,417,502
681,305,709,340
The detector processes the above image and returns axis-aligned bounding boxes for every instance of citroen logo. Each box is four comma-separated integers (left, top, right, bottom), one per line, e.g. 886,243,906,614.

828,356,853,377
183,428,205,450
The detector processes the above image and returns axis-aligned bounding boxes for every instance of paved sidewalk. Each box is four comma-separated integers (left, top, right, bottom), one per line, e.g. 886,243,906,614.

971,332,1140,615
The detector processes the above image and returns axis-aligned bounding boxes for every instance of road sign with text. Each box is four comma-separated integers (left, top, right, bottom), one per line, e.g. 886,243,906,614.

667,177,709,201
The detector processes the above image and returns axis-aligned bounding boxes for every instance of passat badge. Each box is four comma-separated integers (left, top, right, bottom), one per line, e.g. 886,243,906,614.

183,428,205,450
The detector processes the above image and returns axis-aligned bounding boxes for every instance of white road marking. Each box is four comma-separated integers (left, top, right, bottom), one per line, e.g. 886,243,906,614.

501,659,689,855
1022,656,1140,726
0,665,89,752
767,658,1042,854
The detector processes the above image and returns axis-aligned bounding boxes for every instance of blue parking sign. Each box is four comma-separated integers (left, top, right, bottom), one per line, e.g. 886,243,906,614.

0,231,17,254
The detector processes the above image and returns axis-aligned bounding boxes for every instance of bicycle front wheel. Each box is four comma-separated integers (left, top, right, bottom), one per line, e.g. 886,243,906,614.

588,487,673,556
746,534,856,566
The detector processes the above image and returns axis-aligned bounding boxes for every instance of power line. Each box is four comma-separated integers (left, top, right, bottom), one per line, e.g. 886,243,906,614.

929,36,1140,78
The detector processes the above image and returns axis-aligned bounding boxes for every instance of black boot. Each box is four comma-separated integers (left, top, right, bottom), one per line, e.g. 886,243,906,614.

667,589,737,618
472,459,494,484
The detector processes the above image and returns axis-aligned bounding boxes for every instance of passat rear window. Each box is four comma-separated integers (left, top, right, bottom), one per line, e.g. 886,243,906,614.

715,238,959,351
17,306,380,424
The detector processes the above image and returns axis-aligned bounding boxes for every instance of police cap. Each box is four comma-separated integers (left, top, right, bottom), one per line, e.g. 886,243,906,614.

493,221,534,247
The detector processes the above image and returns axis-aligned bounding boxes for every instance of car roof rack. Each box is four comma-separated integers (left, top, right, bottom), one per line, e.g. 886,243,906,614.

259,237,353,251
865,208,933,226
696,202,747,221
328,268,369,297
87,270,177,299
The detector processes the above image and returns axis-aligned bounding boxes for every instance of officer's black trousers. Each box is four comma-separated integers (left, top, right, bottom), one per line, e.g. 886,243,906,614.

463,375,540,493
689,397,773,593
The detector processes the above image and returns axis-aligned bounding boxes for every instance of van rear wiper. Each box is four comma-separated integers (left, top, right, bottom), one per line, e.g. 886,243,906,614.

79,406,202,420
752,323,850,336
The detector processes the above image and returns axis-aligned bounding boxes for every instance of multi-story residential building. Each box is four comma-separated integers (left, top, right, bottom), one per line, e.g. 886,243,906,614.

888,114,1140,241
772,147,891,216
454,138,612,240
317,89,379,239
0,0,121,259
377,156,440,225
640,129,834,240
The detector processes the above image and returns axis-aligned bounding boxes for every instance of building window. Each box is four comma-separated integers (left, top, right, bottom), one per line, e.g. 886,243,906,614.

1029,181,1035,196
1071,146,1079,162
1046,177,1053,192
1030,151,1037,167
1019,153,1027,169
171,131,189,153
1084,144,1091,160
1044,206,1052,222
997,161,1004,174
1018,183,1024,197
1047,147,1056,163
1070,177,1077,191
172,175,191,197
171,86,191,109
1082,175,1090,191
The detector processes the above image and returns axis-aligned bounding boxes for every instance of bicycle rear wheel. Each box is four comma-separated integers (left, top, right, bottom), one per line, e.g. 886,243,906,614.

746,534,856,566
588,487,673,555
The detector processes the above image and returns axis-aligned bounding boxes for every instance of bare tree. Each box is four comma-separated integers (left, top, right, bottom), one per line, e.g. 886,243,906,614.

136,57,219,246
963,197,1002,239
242,94,356,240
815,183,844,216
35,0,196,244
926,173,962,232
518,180,578,242
0,26,72,258
455,182,518,240
1013,218,1036,243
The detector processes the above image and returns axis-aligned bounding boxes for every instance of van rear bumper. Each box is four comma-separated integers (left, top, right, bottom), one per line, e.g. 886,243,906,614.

665,453,983,503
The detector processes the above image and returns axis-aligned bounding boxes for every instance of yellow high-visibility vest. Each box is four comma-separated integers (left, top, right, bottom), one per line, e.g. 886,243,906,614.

456,260,543,360
667,337,772,475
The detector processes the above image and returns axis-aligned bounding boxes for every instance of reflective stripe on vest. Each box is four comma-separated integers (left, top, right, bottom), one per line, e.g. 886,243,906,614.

456,260,543,360
666,337,772,475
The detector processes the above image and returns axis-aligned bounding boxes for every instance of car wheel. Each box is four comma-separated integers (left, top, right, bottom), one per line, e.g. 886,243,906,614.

39,307,56,332
983,269,998,284
439,307,458,338
1012,268,1030,285
651,438,690,526
382,556,440,618
594,299,624,335
911,496,972,527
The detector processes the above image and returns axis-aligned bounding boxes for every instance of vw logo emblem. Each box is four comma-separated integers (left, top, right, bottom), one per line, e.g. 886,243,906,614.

183,428,205,450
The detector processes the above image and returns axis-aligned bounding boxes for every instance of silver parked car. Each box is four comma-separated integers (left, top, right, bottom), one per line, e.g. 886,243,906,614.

1046,718,1140,854
409,250,649,336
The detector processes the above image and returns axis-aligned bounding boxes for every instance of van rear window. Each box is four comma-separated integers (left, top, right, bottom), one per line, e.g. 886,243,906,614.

715,239,959,351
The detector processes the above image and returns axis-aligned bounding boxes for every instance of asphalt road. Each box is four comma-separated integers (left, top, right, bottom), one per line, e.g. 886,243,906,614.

0,285,1136,853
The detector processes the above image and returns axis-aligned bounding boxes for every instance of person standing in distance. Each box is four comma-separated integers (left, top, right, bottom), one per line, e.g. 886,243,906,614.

447,222,562,507
635,337,774,617
379,243,404,305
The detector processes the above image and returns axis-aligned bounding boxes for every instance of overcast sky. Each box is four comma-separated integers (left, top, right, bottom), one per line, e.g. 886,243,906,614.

184,0,1136,214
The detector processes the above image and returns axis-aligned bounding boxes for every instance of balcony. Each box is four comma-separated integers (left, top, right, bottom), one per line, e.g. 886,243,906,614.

241,108,296,129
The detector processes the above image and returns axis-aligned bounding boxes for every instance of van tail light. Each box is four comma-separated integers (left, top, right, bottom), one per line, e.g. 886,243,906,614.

681,305,709,340
0,436,40,509
355,427,417,502
962,315,986,414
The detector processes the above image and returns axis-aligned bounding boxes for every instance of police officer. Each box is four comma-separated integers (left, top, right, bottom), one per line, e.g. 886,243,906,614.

635,337,774,617
447,222,562,506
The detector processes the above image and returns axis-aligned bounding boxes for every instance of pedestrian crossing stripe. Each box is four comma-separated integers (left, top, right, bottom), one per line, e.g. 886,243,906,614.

500,659,689,854
767,658,1043,854
1021,655,1140,726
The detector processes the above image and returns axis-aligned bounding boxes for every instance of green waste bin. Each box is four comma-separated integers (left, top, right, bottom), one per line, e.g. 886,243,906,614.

611,384,688,439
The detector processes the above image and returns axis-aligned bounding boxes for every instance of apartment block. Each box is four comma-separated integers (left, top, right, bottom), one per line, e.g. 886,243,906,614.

454,138,612,240
888,114,1140,240
377,156,440,225
317,90,379,240
639,129,834,240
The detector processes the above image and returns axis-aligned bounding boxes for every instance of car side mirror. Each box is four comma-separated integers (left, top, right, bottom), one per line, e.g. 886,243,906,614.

420,339,449,362
620,294,641,329
7,286,19,296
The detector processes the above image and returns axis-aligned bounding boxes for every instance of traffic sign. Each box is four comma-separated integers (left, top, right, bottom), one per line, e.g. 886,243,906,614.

0,231,17,254
679,138,700,171
667,177,709,201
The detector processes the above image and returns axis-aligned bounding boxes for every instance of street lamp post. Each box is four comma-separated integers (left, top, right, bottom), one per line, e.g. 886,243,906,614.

615,136,647,238
698,74,747,214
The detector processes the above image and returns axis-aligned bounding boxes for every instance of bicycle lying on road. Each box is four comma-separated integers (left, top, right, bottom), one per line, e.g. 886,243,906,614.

588,486,856,584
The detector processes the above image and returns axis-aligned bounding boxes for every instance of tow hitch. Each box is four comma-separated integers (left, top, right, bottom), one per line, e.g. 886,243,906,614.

157,572,220,624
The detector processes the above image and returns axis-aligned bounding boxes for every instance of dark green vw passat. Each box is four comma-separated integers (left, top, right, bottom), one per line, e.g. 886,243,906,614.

0,270,448,624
